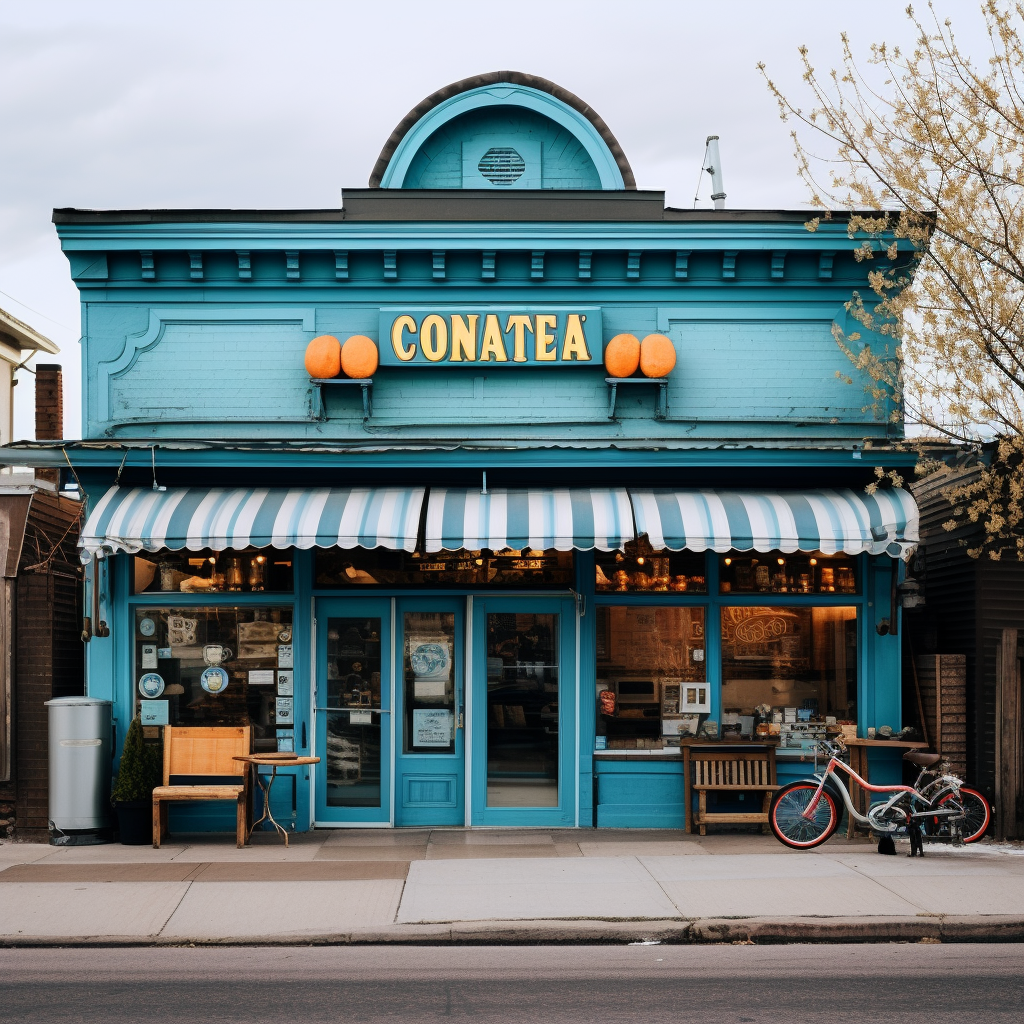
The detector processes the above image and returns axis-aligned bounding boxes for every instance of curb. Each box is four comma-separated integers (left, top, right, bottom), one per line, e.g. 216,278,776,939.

2,915,1024,947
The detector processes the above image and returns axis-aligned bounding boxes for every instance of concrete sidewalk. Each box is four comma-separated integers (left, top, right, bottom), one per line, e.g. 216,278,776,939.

3,829,1024,945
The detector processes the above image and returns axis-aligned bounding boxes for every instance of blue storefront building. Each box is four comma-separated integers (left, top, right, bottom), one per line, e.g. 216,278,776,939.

7,72,919,833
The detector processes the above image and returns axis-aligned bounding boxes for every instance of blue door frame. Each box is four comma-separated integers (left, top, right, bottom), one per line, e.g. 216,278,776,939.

313,597,393,825
470,596,577,827
394,598,466,826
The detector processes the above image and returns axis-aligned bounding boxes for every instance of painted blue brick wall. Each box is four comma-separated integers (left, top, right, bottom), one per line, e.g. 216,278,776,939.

81,298,895,441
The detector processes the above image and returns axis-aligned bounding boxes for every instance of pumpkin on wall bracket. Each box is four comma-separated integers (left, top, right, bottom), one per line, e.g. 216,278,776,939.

603,332,675,420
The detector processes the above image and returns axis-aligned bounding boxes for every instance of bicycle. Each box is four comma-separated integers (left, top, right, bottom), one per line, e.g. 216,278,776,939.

769,739,991,852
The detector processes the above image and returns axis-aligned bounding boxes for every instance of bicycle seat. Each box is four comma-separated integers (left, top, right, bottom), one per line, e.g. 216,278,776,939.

903,751,942,768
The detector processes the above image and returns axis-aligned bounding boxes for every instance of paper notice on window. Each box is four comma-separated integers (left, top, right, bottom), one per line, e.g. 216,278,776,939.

414,679,447,699
141,644,158,669
413,709,453,747
249,669,275,686
276,670,293,695
278,645,293,668
140,700,169,726
349,710,372,725
275,697,294,723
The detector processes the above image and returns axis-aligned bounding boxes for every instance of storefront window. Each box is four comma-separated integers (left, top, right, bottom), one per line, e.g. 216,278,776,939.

315,548,574,588
596,606,707,749
719,551,857,594
595,542,706,593
133,606,293,752
721,605,857,744
133,549,294,594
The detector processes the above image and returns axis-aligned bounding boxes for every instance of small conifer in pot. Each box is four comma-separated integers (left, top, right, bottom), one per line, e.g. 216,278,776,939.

111,716,162,844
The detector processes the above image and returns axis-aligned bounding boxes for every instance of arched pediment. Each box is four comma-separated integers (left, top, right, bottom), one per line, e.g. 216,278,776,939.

371,71,634,191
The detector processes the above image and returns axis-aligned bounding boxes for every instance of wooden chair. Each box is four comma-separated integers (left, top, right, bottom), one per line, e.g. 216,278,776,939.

152,726,251,848
688,748,779,836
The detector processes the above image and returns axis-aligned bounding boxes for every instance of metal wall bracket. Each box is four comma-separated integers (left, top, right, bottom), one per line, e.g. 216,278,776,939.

606,377,668,419
309,378,373,421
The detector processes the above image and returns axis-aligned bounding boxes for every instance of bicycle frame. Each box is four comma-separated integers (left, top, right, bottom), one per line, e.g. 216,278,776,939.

803,756,921,828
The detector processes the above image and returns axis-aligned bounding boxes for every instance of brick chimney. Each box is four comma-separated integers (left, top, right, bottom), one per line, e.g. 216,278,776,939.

35,364,63,441
34,363,62,485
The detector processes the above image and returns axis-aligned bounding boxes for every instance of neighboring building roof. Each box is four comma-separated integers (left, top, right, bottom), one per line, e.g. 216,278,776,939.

368,71,636,191
0,306,60,362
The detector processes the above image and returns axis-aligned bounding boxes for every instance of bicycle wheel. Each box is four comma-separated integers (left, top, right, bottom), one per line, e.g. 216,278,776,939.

770,782,840,849
937,787,991,843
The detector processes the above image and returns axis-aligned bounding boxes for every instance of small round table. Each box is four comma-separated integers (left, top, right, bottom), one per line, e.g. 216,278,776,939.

233,754,319,847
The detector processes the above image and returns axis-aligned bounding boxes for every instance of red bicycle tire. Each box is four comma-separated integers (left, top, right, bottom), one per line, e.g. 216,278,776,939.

937,786,991,843
770,782,840,849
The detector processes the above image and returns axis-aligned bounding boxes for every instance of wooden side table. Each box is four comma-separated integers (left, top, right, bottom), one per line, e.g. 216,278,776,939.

233,754,319,847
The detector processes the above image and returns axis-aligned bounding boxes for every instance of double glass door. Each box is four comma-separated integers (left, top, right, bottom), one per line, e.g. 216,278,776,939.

314,595,575,827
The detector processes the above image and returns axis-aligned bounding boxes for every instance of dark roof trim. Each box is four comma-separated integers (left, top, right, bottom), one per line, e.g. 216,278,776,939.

368,71,636,189
52,208,348,224
53,199,885,227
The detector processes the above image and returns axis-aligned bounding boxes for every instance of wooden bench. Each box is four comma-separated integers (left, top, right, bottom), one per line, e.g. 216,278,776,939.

152,726,251,848
683,745,779,836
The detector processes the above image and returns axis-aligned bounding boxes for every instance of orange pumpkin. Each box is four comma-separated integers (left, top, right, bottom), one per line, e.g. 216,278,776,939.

304,334,342,379
639,333,677,377
604,333,641,378
341,334,379,379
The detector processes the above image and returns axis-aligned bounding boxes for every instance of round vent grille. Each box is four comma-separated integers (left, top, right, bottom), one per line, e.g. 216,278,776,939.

477,147,526,185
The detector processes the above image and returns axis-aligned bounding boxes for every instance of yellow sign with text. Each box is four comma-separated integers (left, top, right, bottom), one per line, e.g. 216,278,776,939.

378,308,603,367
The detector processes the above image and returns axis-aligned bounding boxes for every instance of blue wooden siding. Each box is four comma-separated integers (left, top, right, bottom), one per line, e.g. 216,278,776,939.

666,319,868,424
108,321,313,425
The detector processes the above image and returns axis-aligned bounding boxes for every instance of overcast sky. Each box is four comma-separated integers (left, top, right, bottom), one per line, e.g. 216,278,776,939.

0,0,989,440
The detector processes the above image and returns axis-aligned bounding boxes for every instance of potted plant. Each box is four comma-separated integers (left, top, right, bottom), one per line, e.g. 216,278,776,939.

111,716,162,845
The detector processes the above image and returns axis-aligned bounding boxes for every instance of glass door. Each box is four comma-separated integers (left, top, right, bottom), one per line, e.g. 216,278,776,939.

313,598,392,824
470,597,576,826
394,599,465,826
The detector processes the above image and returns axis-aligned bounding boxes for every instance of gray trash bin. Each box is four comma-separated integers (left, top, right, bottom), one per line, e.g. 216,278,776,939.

45,696,113,845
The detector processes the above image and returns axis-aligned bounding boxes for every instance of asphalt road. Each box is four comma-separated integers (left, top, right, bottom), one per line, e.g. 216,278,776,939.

1,944,1022,1022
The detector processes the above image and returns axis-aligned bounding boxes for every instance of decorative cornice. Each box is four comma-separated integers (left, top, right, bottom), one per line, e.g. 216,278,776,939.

54,219,897,254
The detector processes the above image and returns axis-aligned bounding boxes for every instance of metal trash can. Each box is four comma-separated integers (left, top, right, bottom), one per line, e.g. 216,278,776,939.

45,696,113,845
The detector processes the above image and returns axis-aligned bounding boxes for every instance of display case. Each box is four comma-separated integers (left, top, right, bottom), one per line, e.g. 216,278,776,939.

132,548,293,594
595,539,706,593
719,550,858,594
316,547,574,588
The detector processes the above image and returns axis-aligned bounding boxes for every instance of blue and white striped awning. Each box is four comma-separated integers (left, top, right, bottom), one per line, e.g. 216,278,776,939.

424,488,634,552
79,486,426,560
629,488,919,559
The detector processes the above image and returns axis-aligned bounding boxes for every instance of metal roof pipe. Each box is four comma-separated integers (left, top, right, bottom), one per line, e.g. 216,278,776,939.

705,136,726,210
